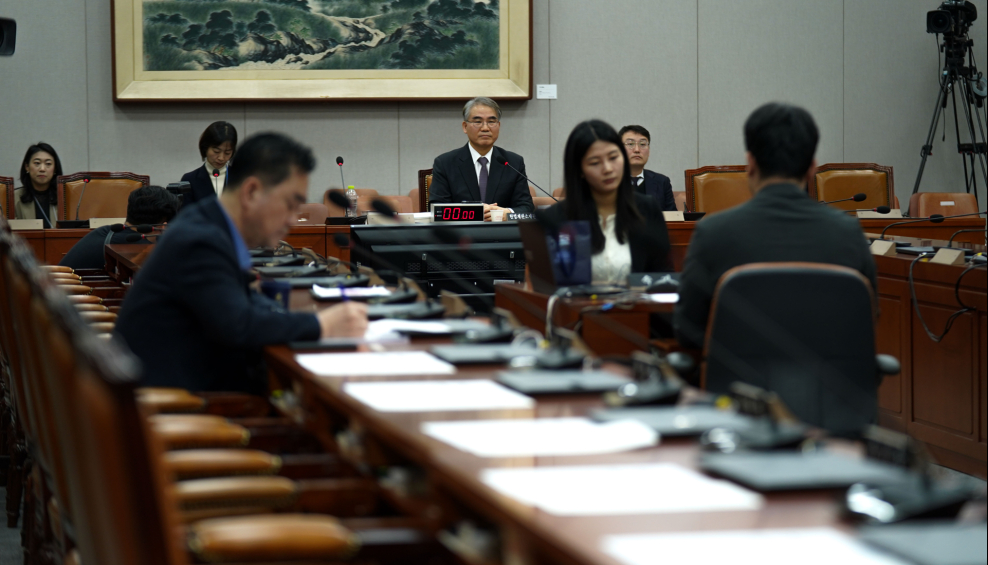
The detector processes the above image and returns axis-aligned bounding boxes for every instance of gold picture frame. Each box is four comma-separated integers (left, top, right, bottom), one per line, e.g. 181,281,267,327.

112,0,532,102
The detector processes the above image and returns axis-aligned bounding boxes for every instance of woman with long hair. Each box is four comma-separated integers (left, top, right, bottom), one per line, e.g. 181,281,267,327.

542,120,671,284
15,142,63,228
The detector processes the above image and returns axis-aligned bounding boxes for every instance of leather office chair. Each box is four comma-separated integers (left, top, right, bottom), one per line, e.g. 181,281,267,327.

56,172,149,221
552,187,565,199
533,197,556,208
417,168,433,213
907,192,978,218
684,166,750,215
702,262,899,437
673,191,687,212
408,188,421,212
0,176,13,219
809,163,894,211
374,195,413,214
295,203,329,224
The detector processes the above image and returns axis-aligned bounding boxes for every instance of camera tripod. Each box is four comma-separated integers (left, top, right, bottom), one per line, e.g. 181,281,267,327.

911,40,988,211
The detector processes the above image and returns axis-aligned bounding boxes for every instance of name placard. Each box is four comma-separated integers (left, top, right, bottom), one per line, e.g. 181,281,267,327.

662,211,685,222
90,217,128,229
8,219,44,230
870,240,897,256
857,210,903,219
930,247,966,266
507,212,535,221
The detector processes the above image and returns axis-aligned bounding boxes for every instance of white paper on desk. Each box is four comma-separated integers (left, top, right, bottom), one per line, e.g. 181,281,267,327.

481,463,763,516
344,380,534,412
296,351,455,378
422,418,658,457
602,528,908,565
645,293,679,303
311,285,391,299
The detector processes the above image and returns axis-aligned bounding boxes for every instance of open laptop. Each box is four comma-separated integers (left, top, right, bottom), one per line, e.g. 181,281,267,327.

518,220,623,295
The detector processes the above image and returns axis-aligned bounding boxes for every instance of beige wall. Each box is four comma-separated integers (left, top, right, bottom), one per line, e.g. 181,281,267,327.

2,0,986,208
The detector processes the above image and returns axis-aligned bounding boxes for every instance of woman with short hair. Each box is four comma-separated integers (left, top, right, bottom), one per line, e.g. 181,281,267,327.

15,142,63,228
180,121,238,207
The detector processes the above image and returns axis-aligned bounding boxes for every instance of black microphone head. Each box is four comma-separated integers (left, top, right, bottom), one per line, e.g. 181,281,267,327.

109,223,125,232
135,224,153,234
853,193,867,202
83,175,91,183
370,198,396,217
929,214,945,223
333,233,348,248
327,189,349,208
336,156,344,166
125,234,142,243
875,206,891,214
212,168,220,178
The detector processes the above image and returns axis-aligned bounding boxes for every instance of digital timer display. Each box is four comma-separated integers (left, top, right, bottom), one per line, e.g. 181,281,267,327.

431,203,485,222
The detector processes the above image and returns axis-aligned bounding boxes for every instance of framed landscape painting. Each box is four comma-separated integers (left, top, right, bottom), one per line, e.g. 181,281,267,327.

112,0,531,101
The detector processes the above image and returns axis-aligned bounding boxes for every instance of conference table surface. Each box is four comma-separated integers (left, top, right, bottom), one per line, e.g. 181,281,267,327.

266,298,854,565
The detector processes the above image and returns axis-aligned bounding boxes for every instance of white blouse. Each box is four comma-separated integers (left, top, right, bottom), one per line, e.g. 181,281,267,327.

591,213,632,284
204,161,229,196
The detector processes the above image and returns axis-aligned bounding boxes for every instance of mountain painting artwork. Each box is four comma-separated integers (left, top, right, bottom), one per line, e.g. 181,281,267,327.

111,0,532,101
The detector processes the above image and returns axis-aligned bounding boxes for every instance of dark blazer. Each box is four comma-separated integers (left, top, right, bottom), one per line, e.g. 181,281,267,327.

180,166,218,208
541,193,673,273
674,183,878,349
429,144,535,213
114,198,321,394
59,225,151,270
636,169,678,211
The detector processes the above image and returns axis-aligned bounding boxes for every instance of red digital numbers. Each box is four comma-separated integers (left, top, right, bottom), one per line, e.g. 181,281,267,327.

439,206,477,221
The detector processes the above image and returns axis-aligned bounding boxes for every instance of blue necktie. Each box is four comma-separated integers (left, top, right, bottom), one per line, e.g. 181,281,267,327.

478,156,489,202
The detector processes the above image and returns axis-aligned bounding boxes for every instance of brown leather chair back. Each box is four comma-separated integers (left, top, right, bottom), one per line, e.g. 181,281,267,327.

408,189,421,212
533,196,556,208
323,188,345,217
57,172,150,221
417,169,433,213
685,166,750,214
373,195,413,214
552,187,565,199
673,191,687,212
809,163,893,210
1,176,13,219
907,192,978,218
295,203,329,224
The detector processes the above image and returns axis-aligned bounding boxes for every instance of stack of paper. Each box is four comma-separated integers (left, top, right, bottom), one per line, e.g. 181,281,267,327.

343,379,535,412
296,351,456,378
422,417,658,457
481,463,763,515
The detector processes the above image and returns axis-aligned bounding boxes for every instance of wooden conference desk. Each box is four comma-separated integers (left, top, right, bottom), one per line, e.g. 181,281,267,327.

496,235,988,480
15,224,352,264
265,291,851,565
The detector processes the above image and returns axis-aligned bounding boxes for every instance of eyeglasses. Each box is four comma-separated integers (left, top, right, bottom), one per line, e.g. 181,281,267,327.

466,119,500,128
624,140,649,149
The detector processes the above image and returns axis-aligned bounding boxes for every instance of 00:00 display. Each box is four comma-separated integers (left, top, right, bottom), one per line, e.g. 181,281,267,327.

438,207,477,220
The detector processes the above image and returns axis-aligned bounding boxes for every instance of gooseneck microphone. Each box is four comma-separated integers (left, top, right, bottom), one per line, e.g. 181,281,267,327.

498,151,557,202
336,156,347,188
74,175,92,220
212,168,220,178
853,206,891,214
878,214,945,240
821,193,867,205
327,189,357,217
946,229,986,247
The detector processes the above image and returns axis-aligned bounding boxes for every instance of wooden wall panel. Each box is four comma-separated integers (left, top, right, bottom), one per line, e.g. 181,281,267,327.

876,294,902,416
981,313,987,446
911,304,975,435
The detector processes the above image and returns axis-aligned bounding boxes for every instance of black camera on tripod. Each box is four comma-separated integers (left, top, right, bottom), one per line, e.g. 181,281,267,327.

927,0,977,37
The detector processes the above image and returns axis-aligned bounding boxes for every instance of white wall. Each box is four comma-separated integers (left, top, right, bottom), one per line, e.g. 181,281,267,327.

2,0,986,208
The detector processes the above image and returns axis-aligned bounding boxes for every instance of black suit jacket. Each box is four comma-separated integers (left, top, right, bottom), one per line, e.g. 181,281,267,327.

674,183,878,349
636,169,678,211
180,166,218,208
114,198,321,394
59,225,151,270
541,193,673,273
428,144,535,213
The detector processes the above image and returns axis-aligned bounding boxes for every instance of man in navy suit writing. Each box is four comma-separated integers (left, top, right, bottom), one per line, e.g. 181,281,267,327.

619,125,678,211
115,133,368,394
428,97,535,220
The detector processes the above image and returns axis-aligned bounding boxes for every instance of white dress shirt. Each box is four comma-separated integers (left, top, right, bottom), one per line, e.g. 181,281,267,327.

203,161,228,196
591,214,632,284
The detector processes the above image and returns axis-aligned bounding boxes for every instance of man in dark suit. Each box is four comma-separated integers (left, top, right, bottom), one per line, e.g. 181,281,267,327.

115,133,367,394
674,103,877,349
59,186,180,270
428,97,535,220
619,125,677,211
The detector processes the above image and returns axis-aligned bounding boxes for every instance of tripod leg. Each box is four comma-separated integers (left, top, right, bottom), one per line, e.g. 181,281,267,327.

957,80,988,206
911,77,951,214
948,83,974,194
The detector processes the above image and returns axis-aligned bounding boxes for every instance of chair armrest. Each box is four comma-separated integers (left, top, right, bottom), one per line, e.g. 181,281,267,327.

165,449,282,480
137,387,207,414
150,414,250,449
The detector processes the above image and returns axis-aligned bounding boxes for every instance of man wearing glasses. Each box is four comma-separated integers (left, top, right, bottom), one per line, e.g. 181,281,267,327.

428,97,535,220
619,125,678,211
